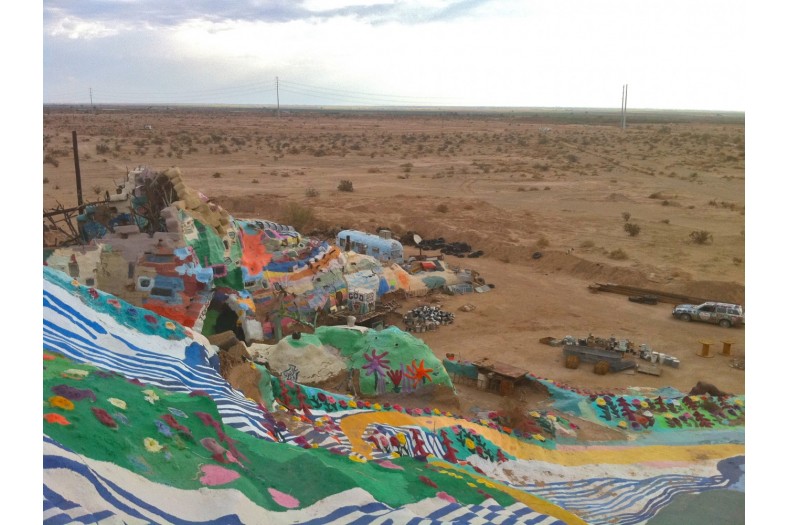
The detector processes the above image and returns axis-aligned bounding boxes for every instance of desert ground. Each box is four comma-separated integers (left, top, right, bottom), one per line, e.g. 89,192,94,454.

42,106,745,404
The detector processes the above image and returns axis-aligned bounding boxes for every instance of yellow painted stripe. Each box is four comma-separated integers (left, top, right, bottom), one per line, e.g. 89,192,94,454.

339,411,744,465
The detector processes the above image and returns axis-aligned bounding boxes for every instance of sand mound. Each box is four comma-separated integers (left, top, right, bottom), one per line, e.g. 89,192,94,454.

249,334,346,385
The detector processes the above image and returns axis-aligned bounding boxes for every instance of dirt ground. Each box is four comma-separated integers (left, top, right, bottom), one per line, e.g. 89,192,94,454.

43,107,746,406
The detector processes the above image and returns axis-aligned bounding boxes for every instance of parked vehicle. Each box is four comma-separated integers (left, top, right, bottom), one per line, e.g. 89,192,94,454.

672,302,744,328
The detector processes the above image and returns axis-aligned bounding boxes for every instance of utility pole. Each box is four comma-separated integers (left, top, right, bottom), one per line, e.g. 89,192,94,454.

276,77,280,119
90,87,94,111
72,131,84,208
621,84,628,129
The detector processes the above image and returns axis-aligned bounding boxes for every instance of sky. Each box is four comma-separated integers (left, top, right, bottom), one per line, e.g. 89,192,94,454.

41,0,747,110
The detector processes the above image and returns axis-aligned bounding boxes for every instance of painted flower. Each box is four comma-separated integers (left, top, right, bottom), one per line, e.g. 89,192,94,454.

165,321,176,330
61,369,89,380
44,413,70,425
405,359,434,384
108,398,127,410
144,438,164,453
362,349,391,376
49,396,75,411
595,398,606,407
142,390,159,404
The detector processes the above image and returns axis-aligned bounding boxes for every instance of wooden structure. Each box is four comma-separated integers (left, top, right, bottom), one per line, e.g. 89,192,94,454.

720,341,734,357
472,357,529,397
562,344,638,372
697,340,715,358
325,300,400,328
588,282,710,305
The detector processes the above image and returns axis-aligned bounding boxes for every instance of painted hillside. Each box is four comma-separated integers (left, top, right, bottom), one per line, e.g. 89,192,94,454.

43,265,744,524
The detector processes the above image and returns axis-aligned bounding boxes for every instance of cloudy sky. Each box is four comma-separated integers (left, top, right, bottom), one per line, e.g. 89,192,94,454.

43,0,745,110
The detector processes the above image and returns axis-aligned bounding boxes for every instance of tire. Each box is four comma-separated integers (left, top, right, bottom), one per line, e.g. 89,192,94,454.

719,319,732,328
593,361,610,375
680,313,692,322
565,355,580,369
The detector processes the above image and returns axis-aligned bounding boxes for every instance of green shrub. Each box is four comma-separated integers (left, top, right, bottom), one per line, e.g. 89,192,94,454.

624,223,641,237
337,180,354,192
690,230,713,244
282,202,315,232
609,248,628,260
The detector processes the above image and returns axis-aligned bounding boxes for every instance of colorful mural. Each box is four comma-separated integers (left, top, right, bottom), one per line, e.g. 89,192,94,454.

43,267,744,524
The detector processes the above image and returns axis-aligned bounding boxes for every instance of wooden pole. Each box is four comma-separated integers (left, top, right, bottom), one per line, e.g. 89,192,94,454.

72,131,84,208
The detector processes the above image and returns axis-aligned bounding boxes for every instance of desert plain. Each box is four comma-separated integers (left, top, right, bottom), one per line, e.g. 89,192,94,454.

42,106,745,406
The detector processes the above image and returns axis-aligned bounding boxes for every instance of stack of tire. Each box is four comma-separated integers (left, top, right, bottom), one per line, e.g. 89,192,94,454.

403,305,455,333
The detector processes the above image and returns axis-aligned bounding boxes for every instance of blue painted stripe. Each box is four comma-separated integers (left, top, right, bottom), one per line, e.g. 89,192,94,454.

43,290,107,336
43,484,80,511
298,502,391,525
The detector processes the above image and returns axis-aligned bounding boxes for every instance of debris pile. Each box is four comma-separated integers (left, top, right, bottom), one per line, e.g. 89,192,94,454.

402,235,483,258
403,305,455,332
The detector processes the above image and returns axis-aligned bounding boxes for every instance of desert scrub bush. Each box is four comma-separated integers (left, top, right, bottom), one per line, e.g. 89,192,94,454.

96,143,111,155
690,230,713,244
621,211,631,221
608,248,628,260
367,167,382,173
43,177,49,184
660,218,670,224
305,187,319,198
624,223,641,237
517,186,526,192
580,240,595,248
212,172,222,178
43,154,59,167
282,202,315,232
436,203,449,213
536,236,550,248
337,180,354,192
251,178,259,184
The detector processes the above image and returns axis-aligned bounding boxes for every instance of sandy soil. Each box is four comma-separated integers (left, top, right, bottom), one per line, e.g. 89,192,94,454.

43,107,745,401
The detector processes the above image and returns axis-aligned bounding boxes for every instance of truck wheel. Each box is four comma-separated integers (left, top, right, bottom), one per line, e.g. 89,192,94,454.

565,355,580,369
593,361,610,375
719,319,732,328
680,313,691,322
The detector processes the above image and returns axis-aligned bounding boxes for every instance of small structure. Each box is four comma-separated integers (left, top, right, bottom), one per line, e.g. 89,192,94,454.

337,230,404,265
347,287,376,315
472,357,529,397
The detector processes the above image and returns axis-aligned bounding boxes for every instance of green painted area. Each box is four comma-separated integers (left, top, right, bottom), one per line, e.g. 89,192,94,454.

201,309,219,335
186,218,244,290
315,326,454,396
44,352,516,510
422,275,447,289
646,489,744,525
443,359,478,379
286,333,323,348
255,364,277,410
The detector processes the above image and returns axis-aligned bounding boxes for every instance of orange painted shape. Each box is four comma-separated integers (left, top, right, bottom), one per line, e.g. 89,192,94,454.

44,413,71,425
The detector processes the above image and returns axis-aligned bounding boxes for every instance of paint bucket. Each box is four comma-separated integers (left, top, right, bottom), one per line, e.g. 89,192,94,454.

347,316,356,327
